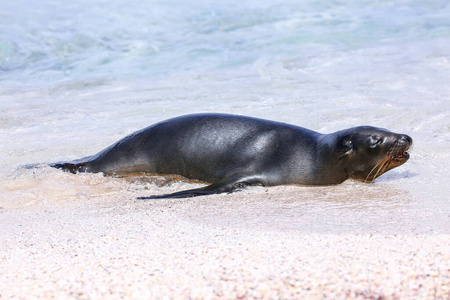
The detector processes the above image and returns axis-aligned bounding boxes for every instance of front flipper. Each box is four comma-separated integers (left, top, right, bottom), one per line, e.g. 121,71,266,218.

137,174,263,200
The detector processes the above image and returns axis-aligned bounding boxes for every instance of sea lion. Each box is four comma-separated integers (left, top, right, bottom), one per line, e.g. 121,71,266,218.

50,113,412,199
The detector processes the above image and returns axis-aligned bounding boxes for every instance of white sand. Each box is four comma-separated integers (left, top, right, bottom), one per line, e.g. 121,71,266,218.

1,181,449,299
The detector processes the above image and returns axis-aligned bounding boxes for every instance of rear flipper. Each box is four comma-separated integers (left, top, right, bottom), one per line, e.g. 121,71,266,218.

21,163,42,170
137,174,264,200
20,161,87,173
49,161,89,174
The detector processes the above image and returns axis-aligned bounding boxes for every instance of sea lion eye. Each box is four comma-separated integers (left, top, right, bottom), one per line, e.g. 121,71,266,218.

369,136,383,148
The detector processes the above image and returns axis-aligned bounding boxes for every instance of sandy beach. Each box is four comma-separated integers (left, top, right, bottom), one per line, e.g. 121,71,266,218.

1,171,449,299
2,0,450,298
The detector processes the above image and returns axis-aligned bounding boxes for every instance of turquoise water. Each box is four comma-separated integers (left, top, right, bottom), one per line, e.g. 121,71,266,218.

1,0,449,233
2,0,450,84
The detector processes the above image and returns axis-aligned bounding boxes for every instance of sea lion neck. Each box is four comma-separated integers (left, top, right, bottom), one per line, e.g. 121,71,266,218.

312,132,350,184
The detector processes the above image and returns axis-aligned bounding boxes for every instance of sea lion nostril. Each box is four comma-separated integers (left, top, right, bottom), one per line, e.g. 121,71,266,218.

406,135,413,145
399,134,412,146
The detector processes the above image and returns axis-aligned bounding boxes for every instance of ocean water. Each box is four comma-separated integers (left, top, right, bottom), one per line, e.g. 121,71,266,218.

1,0,449,233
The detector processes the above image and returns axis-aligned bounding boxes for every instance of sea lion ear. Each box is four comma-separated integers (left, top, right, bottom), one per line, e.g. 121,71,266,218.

339,136,354,157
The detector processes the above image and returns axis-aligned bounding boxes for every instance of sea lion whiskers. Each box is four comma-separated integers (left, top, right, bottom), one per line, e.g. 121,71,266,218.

369,158,390,182
365,156,390,182
364,142,407,182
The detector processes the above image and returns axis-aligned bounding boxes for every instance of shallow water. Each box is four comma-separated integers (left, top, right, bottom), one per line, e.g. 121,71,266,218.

1,0,449,233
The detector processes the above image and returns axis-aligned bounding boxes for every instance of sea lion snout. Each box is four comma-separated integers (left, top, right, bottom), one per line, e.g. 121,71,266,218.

392,134,412,155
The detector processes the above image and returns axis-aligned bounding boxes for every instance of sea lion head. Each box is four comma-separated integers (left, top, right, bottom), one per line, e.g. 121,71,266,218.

337,126,412,182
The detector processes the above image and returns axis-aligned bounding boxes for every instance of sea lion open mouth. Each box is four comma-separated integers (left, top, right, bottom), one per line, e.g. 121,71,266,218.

391,141,411,162
393,151,409,160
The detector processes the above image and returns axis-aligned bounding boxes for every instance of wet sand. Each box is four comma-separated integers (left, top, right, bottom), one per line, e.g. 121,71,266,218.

1,173,449,299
